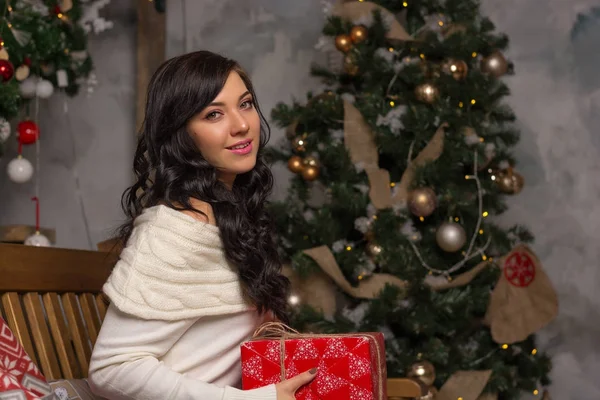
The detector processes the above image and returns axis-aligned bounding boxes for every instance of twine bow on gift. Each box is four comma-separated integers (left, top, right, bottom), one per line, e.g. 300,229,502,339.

250,322,385,398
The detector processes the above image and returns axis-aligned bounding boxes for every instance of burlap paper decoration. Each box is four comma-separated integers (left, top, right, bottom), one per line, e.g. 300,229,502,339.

436,370,492,400
477,393,498,400
282,264,338,318
332,1,411,41
485,245,558,344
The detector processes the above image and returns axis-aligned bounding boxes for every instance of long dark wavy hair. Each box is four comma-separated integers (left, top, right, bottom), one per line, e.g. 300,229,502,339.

117,50,290,323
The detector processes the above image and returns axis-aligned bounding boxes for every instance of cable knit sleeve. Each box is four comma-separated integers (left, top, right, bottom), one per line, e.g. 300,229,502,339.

88,304,277,400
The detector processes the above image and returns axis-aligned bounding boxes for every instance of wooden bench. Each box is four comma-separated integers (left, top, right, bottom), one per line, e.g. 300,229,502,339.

0,242,427,398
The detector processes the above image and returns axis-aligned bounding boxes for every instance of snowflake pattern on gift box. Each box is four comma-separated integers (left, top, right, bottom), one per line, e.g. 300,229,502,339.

292,341,319,360
241,355,263,381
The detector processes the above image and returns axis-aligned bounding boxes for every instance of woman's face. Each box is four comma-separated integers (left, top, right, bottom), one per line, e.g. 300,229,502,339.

187,71,261,187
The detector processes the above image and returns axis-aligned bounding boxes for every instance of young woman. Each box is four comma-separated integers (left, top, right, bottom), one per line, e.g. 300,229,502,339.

88,51,316,400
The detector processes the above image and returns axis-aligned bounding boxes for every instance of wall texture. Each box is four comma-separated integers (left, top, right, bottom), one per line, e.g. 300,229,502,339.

0,2,136,250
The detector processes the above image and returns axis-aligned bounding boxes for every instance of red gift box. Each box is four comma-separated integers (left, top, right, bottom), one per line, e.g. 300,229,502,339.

0,317,54,399
241,323,387,399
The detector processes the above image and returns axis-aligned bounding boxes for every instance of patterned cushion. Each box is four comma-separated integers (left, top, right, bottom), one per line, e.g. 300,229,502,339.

0,317,54,400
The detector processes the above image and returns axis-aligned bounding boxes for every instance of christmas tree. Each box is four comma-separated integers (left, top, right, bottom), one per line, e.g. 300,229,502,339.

267,1,557,398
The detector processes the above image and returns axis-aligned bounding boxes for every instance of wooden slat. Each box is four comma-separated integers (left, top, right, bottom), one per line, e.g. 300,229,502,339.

43,293,80,379
62,293,91,376
22,293,62,380
95,293,108,321
136,0,166,132
387,377,429,398
79,293,100,346
1,293,37,364
0,243,116,292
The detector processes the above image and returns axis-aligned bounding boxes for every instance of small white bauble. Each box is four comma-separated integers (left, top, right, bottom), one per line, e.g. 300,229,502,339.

36,79,54,98
7,156,34,183
0,117,10,143
19,77,38,98
25,232,51,247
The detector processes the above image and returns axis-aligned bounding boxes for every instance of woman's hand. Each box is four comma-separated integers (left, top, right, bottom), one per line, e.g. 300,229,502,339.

275,368,317,399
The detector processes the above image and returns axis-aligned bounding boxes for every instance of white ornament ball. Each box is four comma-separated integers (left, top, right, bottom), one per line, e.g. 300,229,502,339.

25,232,51,247
19,77,38,98
7,156,34,183
0,118,10,143
36,79,54,98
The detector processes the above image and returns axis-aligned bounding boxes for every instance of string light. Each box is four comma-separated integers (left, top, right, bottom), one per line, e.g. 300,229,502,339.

479,229,484,234
454,217,459,221
438,21,444,27
389,101,395,106
7,6,12,12
388,47,394,52
482,254,487,260
482,211,489,217
532,348,538,355
419,53,425,59
403,1,408,7
419,216,424,221
472,52,477,57
459,101,464,108
0,40,3,46
470,99,476,105
357,275,364,280
533,390,539,395
7,22,11,28
390,182,396,187
288,295,300,305
57,13,64,19
458,397,463,400
479,137,484,142
346,245,352,251
501,344,509,349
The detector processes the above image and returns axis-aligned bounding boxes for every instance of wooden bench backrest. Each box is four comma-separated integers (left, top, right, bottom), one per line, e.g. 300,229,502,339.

0,243,115,380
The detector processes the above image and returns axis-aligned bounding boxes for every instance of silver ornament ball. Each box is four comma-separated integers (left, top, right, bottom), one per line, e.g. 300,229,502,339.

436,222,467,252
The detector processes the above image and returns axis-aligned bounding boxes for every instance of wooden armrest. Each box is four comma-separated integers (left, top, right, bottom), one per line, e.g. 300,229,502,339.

387,377,429,398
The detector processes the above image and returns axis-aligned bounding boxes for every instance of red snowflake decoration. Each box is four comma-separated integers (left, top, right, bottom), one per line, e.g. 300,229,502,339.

503,250,536,287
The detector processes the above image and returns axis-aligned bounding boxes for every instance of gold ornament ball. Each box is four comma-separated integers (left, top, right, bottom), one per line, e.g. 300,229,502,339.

481,51,508,77
350,25,368,43
335,34,353,53
302,165,320,181
367,242,383,257
443,58,468,80
292,136,306,153
496,168,524,194
415,83,439,104
436,222,467,252
408,187,437,217
407,360,436,386
287,156,304,174
303,155,320,168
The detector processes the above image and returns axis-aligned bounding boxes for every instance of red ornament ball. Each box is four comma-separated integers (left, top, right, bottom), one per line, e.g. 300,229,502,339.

17,120,40,145
23,57,32,67
0,59,14,82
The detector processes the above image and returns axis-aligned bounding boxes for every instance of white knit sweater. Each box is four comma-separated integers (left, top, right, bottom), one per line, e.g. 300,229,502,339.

88,205,277,400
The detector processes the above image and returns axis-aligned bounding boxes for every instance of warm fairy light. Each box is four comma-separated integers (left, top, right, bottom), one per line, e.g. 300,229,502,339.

0,40,3,46
532,348,538,355
482,254,487,260
372,215,378,220
419,53,425,59
479,137,484,142
438,21,444,27
472,52,477,57
458,398,463,400
461,251,466,256
491,175,496,181
358,274,364,280
390,182,396,187
346,245,352,251
502,344,509,349
64,48,69,54
7,23,11,28
459,102,464,108
388,47,394,52
454,217,459,221
471,99,476,105
419,216,424,221
482,211,489,217
403,2,408,7
479,229,484,234
533,390,539,395
57,13,64,18
390,101,395,106
288,295,300,305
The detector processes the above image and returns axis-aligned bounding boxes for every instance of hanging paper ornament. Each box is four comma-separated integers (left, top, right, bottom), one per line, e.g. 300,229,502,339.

0,59,14,82
0,118,10,143
15,64,30,81
7,156,34,183
17,120,39,145
0,48,8,60
287,155,304,174
24,197,51,247
36,79,54,98
20,77,37,98
436,221,467,252
350,25,368,43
